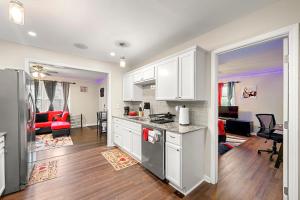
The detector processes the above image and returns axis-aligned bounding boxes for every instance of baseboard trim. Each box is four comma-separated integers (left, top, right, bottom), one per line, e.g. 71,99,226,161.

169,178,205,196
203,175,211,183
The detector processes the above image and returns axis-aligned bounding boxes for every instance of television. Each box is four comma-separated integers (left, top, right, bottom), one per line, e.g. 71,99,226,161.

218,106,239,119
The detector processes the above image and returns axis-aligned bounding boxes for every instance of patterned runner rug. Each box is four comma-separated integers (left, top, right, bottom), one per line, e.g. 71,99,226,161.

101,148,137,171
33,134,73,152
226,134,248,147
28,160,58,185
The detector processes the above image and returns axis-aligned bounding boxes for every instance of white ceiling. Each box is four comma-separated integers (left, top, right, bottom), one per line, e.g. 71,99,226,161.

30,62,107,82
0,0,278,66
218,38,284,78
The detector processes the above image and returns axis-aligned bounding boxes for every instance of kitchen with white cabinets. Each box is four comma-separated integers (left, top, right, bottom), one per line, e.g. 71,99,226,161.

115,46,208,196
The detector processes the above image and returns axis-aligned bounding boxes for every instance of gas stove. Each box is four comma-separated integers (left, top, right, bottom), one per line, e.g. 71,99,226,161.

149,112,175,124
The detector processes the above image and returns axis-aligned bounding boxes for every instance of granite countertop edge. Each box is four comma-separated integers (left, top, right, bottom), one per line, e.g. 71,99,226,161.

0,132,7,137
112,115,207,134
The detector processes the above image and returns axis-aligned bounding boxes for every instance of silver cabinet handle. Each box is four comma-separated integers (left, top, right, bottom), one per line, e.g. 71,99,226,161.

176,149,180,151
169,136,175,139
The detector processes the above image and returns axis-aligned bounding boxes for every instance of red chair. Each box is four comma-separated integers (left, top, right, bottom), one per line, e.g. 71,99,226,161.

218,119,226,143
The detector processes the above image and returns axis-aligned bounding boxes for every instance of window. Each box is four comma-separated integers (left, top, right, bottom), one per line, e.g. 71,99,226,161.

221,83,235,106
36,82,65,112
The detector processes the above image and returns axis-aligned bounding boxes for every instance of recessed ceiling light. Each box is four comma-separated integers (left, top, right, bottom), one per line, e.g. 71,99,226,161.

28,31,37,37
74,43,88,50
9,0,24,25
110,52,116,57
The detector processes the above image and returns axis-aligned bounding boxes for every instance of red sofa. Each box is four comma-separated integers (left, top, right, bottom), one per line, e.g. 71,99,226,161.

35,111,71,135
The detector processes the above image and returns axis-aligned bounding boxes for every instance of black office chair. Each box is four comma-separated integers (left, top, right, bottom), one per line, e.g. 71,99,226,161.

256,114,283,161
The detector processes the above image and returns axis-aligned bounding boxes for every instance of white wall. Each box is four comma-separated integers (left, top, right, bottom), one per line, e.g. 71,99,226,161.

98,79,108,111
0,40,125,118
68,79,102,126
220,72,283,128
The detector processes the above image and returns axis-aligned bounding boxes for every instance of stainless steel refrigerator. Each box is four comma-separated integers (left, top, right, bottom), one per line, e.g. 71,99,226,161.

0,69,36,194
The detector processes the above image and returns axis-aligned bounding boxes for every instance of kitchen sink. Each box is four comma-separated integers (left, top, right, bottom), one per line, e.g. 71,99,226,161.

129,116,148,121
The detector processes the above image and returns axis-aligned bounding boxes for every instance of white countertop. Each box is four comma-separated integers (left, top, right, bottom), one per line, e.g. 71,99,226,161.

113,115,206,134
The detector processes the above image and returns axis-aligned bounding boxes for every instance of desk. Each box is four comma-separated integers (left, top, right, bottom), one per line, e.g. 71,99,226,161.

274,124,283,168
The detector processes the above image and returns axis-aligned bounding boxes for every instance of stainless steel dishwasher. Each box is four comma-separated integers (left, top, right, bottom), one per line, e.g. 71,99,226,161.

141,125,166,180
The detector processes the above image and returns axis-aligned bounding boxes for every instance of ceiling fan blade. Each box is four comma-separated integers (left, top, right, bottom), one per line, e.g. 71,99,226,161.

46,70,59,74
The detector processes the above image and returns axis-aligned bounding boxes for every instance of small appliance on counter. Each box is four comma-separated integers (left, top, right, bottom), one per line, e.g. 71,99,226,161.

179,105,190,125
149,112,175,124
124,106,130,115
143,102,151,117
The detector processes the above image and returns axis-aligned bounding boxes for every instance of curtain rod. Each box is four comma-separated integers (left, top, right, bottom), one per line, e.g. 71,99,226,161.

34,79,76,84
219,81,240,84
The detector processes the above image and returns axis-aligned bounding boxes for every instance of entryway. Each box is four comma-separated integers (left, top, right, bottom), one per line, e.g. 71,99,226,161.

210,24,300,199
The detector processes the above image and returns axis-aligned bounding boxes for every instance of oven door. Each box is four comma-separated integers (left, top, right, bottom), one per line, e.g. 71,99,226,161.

141,126,165,180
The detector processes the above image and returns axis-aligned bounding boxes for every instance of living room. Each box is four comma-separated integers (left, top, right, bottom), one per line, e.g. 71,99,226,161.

217,38,284,197
32,62,109,160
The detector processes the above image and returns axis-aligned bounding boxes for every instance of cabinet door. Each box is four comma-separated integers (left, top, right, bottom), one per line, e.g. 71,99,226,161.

156,57,178,100
122,128,132,153
131,131,141,161
165,142,181,187
123,74,132,101
143,66,155,81
133,70,143,83
113,124,122,146
179,50,195,100
0,148,5,195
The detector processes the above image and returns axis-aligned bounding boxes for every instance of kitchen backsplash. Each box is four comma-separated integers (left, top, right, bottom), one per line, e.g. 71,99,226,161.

124,85,208,126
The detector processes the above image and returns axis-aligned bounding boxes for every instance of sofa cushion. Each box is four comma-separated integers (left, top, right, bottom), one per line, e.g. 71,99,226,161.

48,111,63,121
35,113,49,123
51,121,71,130
35,121,52,128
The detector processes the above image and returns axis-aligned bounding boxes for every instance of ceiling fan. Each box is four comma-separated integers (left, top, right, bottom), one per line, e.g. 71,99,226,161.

30,64,58,78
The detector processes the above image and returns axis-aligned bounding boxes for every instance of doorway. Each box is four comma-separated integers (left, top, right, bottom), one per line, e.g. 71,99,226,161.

210,24,300,200
216,38,285,199
27,61,110,162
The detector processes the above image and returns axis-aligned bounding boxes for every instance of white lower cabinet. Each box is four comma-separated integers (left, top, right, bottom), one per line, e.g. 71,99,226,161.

166,142,181,187
113,124,122,146
122,128,132,153
0,136,5,196
165,130,205,195
131,130,141,161
113,118,142,162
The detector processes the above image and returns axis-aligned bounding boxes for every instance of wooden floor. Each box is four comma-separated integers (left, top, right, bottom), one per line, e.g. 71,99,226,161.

3,135,282,200
35,126,107,161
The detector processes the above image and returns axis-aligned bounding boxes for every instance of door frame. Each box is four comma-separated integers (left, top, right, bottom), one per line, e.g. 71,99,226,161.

24,58,114,147
210,24,299,199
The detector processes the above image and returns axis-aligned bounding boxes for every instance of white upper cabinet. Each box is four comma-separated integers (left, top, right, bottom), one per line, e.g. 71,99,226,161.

156,47,207,101
123,46,207,102
133,65,155,85
179,50,195,100
123,73,143,101
155,57,179,100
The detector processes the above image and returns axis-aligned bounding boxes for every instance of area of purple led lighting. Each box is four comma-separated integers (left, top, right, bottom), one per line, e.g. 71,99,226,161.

219,66,283,79
95,77,107,84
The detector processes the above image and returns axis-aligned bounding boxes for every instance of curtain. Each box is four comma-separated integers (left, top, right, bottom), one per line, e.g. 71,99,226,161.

218,82,224,106
43,80,57,111
227,82,235,106
34,80,40,113
62,82,70,111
